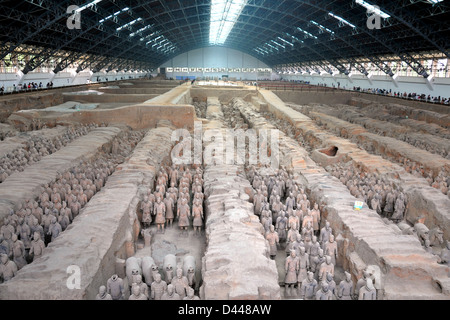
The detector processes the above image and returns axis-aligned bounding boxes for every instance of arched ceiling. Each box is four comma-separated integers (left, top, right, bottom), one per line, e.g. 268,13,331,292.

0,0,449,77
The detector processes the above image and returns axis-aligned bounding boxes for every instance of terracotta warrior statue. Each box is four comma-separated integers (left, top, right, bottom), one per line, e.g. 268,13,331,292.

29,232,45,261
183,287,200,300
177,198,190,237
285,249,299,296
11,234,27,270
129,283,148,300
95,285,112,300
315,282,333,300
192,201,204,236
318,255,335,282
171,268,189,299
107,274,125,300
297,246,309,292
300,271,318,300
323,234,338,266
154,196,166,233
358,278,377,300
319,221,333,248
266,225,280,260
151,273,168,300
161,284,181,300
337,271,354,300
275,211,288,244
164,194,175,228
0,253,18,282
141,196,152,228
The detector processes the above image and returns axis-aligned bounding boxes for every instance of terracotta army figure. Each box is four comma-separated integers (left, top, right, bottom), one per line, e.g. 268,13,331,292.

29,232,45,261
161,284,181,300
358,278,377,300
47,216,62,242
300,271,318,300
302,221,314,250
285,192,296,215
11,234,27,270
319,255,335,282
164,194,175,228
0,254,18,282
16,218,31,250
308,236,321,267
183,287,200,300
275,211,288,243
32,202,43,224
58,210,70,231
337,271,354,300
355,270,372,297
315,282,333,300
271,195,282,223
392,193,406,222
141,196,152,228
253,189,264,216
311,249,325,277
95,285,112,300
0,218,14,243
302,210,314,229
177,198,190,237
288,211,300,232
0,235,10,258
107,274,125,300
298,194,310,214
371,192,382,215
192,201,204,236
151,273,168,300
171,268,189,299
154,197,166,233
323,272,337,297
285,250,299,296
324,234,338,266
133,274,149,298
61,201,72,222
129,284,148,300
319,221,333,248
297,246,309,291
266,225,280,260
383,190,395,217
30,216,44,241
310,203,321,235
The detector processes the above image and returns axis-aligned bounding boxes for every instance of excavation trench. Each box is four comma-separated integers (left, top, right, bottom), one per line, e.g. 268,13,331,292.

0,124,169,299
230,96,450,299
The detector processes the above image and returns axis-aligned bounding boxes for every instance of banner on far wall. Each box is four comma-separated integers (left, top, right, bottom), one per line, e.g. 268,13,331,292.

165,67,272,73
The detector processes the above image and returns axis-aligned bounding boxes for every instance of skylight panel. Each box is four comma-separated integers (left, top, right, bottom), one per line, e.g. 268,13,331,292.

296,27,318,39
99,7,129,23
310,20,335,34
116,18,142,32
355,0,391,19
277,37,294,47
75,0,102,13
328,12,356,28
209,0,247,45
